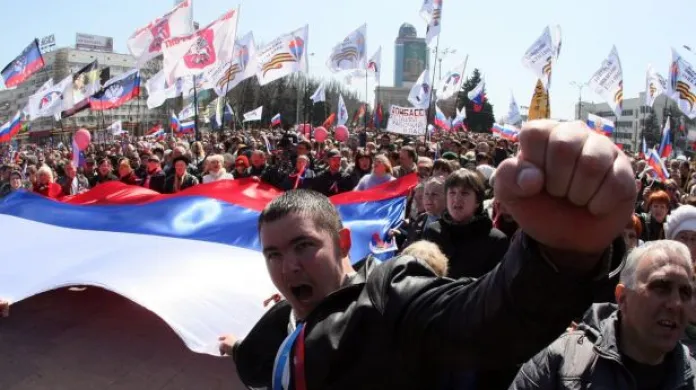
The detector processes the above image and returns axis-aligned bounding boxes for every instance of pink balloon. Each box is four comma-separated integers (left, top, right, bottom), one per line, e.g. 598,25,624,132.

313,126,328,142
73,128,91,151
334,125,349,142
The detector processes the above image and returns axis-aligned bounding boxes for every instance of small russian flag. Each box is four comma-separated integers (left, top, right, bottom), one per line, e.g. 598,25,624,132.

586,114,614,136
647,148,670,181
170,113,180,132
491,123,519,142
658,117,672,159
271,113,282,127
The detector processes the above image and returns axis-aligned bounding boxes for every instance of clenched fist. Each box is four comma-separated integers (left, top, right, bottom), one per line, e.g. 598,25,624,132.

495,120,636,254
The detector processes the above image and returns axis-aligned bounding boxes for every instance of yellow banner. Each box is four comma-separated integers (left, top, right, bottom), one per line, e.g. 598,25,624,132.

527,79,550,120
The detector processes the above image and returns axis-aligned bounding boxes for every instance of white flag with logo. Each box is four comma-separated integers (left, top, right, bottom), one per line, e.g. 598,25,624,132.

255,25,308,86
506,92,522,125
420,0,443,45
436,56,467,101
181,73,213,99
367,46,382,84
23,78,53,116
327,24,367,72
408,69,432,109
162,9,239,85
179,102,196,120
645,64,666,108
208,31,256,97
521,26,559,90
588,45,623,117
25,76,71,121
243,106,263,122
668,48,696,119
310,82,326,103
108,120,124,135
127,0,193,68
337,95,349,126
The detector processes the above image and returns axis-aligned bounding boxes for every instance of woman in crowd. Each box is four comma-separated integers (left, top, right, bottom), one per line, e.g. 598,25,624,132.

117,158,140,185
354,154,395,191
0,170,24,197
232,155,250,179
399,176,446,249
422,168,508,279
637,189,670,241
202,154,234,184
165,155,199,194
348,148,372,187
33,165,63,199
623,214,643,251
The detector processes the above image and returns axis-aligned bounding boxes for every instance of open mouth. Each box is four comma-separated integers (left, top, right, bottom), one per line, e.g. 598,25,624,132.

658,320,677,330
290,284,314,303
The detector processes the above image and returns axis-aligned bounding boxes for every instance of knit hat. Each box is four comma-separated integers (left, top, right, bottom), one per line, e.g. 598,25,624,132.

664,205,696,240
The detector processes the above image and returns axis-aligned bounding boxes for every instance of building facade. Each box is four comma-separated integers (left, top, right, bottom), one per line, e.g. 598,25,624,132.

0,47,168,141
576,92,671,152
394,23,429,89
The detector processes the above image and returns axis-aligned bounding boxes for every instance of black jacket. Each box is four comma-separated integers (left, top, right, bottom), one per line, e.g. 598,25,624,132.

163,173,199,194
423,211,509,279
311,168,353,196
232,233,623,389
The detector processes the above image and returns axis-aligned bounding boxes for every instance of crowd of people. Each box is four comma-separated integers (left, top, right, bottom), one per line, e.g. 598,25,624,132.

2,120,696,388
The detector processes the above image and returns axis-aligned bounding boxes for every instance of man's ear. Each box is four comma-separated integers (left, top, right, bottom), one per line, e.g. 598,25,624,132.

615,283,626,305
338,228,352,258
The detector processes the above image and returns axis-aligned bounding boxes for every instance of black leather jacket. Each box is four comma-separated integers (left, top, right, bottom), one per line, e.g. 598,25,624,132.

232,232,624,390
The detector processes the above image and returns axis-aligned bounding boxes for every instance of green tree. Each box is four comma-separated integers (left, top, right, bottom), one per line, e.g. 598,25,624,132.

642,112,660,147
456,68,495,133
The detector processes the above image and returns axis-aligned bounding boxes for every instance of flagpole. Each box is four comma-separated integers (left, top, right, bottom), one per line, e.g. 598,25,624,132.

427,34,441,141
364,71,369,132
193,77,200,141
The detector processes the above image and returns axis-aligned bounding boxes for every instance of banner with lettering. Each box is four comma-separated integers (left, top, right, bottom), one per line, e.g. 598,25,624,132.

386,105,427,136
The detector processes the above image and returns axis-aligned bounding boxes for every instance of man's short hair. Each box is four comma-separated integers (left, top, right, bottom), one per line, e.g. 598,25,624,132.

258,189,343,243
620,240,693,289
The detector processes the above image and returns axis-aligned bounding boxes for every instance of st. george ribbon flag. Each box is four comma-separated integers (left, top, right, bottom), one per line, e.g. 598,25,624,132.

0,175,416,355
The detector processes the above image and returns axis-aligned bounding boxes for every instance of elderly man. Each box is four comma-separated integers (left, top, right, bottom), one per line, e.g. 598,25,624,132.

220,119,636,389
510,240,696,389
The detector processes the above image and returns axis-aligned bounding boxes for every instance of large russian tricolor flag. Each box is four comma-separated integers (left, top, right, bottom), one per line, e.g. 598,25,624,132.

0,175,416,355
0,111,23,143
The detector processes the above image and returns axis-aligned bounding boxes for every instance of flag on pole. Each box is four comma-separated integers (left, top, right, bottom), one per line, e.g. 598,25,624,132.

243,106,263,122
420,0,443,45
0,112,22,143
1,39,45,88
521,26,560,90
506,92,522,125
669,47,696,119
310,82,326,103
436,56,467,101
271,113,282,127
408,69,431,109
326,24,367,72
255,25,308,86
588,46,624,117
337,95,349,126
658,117,673,158
645,64,666,108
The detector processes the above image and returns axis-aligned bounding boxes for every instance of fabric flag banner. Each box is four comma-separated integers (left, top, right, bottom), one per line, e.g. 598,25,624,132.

436,56,467,101
209,31,256,98
420,0,443,45
181,74,212,100
162,9,239,85
367,46,382,84
243,106,263,122
668,47,696,119
467,78,486,112
434,106,451,131
255,25,308,86
586,113,615,136
0,111,22,143
145,70,173,109
506,92,522,125
22,78,53,116
62,61,110,118
127,0,193,68
658,117,673,158
527,79,550,120
452,107,466,130
271,113,282,127
178,102,195,120
90,69,141,111
1,39,45,88
170,112,180,131
491,123,519,141
0,175,416,356
310,82,326,103
108,120,124,135
176,121,195,134
337,95,349,126
588,45,623,117
25,77,71,121
645,64,666,108
647,148,669,181
521,26,559,90
408,69,431,109
326,24,367,73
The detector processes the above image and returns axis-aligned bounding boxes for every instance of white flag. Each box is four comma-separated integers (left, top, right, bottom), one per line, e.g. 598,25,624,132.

310,82,326,103
506,92,522,125
645,64,666,108
243,106,263,122
108,120,124,135
668,48,696,119
127,0,193,68
588,45,623,117
436,56,467,101
23,78,54,116
420,0,443,45
337,95,349,126
209,31,256,97
162,9,239,85
179,102,196,120
408,69,432,109
25,76,71,121
181,73,213,99
255,25,308,86
521,26,559,90
327,24,367,72
367,47,382,84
